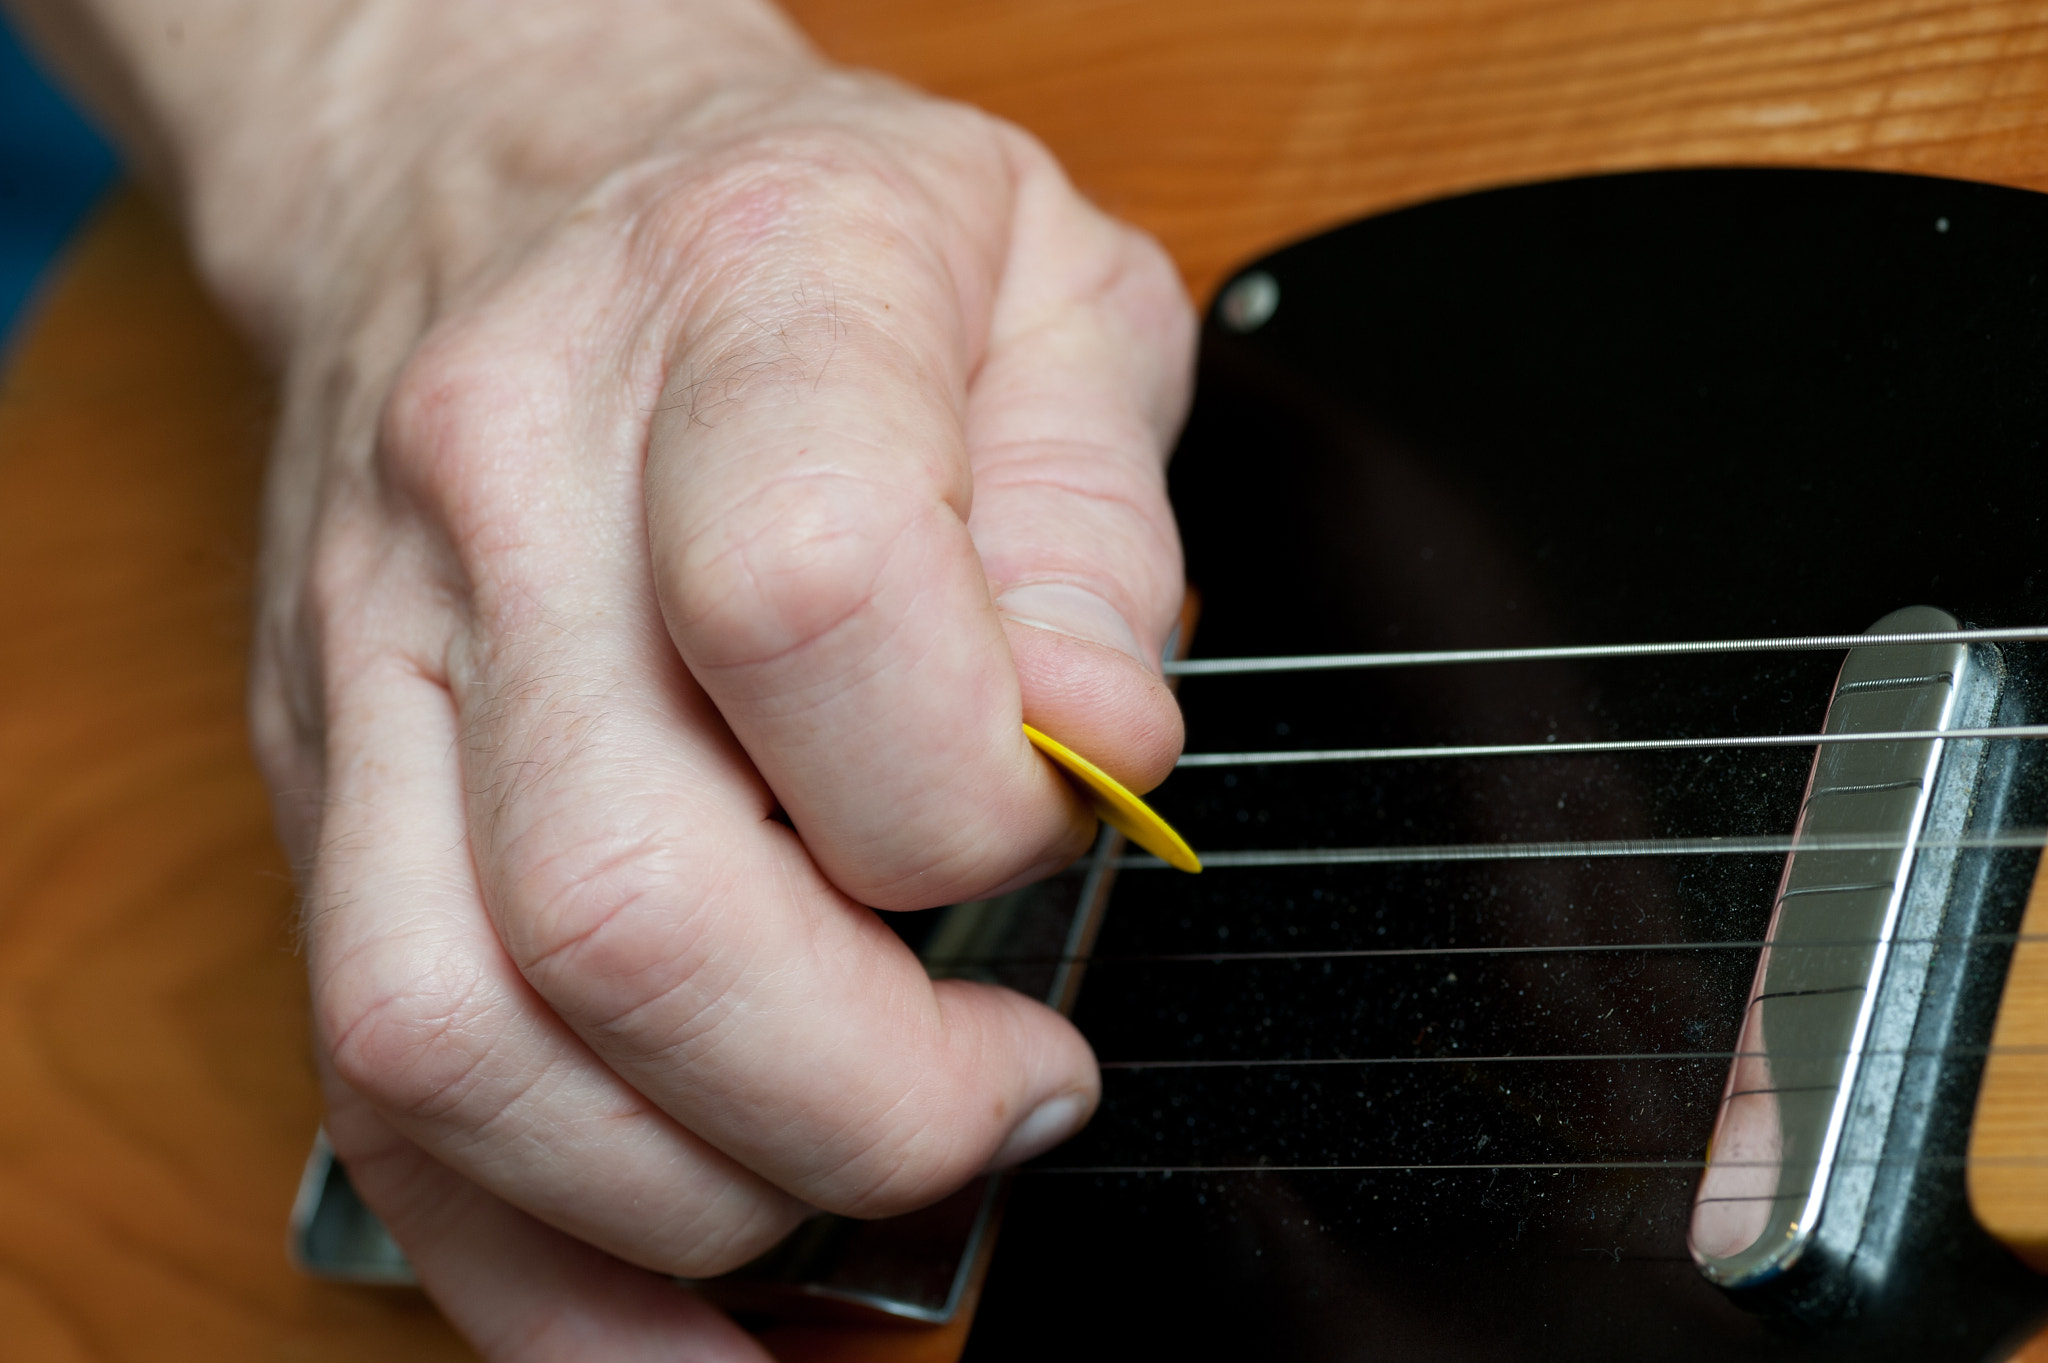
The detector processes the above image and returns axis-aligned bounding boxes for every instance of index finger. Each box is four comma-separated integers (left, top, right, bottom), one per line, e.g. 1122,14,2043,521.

645,110,1185,912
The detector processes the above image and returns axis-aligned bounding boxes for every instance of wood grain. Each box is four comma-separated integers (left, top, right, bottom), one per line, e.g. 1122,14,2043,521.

0,189,470,1359
783,0,2048,301
13,2,2048,1359
1970,851,2048,1273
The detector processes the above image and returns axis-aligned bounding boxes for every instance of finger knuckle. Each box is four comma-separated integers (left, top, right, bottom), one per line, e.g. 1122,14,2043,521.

377,322,520,501
647,117,1003,388
317,943,501,1124
504,827,741,1057
665,471,927,673
663,132,910,279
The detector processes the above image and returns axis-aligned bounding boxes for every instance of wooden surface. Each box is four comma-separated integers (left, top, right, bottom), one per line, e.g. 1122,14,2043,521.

15,1,2048,1358
1972,852,2048,1272
785,0,2048,301
0,191,465,1360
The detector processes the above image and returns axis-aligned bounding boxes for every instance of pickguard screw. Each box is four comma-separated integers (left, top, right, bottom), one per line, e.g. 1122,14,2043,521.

1219,270,1280,333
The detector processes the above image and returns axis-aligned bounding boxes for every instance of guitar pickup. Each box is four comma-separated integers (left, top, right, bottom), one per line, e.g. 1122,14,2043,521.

1690,605,2010,1317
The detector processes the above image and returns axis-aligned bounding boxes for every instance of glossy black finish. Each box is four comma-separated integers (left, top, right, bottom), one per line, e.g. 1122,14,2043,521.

962,169,2048,1361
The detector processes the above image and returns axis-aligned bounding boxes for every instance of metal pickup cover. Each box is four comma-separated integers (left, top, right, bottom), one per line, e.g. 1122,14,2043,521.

1691,605,2000,1291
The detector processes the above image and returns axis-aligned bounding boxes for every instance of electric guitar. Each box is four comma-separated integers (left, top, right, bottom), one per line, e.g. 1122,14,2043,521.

18,3,2048,1361
961,164,2048,1363
695,163,2048,1363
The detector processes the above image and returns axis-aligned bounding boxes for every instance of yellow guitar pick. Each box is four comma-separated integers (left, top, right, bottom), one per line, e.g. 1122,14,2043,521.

1023,723,1202,873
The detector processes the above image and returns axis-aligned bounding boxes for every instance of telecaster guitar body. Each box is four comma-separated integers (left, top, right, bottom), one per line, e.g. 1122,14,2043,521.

957,168,2048,1361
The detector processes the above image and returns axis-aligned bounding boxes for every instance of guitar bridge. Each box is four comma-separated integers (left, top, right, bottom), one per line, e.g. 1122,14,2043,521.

1690,605,2008,1313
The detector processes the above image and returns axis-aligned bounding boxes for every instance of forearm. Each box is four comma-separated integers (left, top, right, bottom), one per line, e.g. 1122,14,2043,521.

2,0,818,347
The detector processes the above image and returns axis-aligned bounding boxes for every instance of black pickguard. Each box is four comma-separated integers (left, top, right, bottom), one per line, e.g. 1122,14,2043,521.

962,169,2048,1361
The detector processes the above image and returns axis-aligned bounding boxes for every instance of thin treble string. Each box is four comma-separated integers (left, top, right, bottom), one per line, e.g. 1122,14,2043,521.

1016,639,2048,1184
1110,828,2048,871
1029,1160,1710,1173
1021,1157,2048,1174
1162,625,2048,677
919,933,2048,971
1093,1045,2048,1070
1175,723,2048,768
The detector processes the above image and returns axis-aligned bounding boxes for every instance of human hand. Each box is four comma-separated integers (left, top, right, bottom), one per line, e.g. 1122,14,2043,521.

131,5,1196,1356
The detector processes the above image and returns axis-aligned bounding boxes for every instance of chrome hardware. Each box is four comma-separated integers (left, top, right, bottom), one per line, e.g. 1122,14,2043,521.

1690,606,2001,1287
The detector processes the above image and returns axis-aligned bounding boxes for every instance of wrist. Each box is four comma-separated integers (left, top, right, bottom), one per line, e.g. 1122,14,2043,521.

176,0,820,353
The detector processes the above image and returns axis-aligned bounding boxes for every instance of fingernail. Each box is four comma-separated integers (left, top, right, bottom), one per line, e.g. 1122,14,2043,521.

988,1092,1090,1170
996,583,1151,671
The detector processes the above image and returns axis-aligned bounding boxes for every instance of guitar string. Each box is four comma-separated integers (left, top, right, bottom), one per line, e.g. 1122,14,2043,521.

1174,723,2048,768
1162,625,2048,676
1109,828,2048,870
1021,1159,2048,1175
1092,1047,2048,1070
930,836,2048,1044
994,850,2048,1176
923,933,2047,969
1037,633,2048,1184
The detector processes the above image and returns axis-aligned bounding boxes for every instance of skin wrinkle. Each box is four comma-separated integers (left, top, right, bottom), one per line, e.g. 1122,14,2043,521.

983,249,1151,364
788,977,1092,1213
669,295,970,456
980,286,1191,444
325,931,809,1261
725,1036,977,1214
950,131,1032,398
299,765,416,940
423,1025,570,1146
795,694,1060,900
507,822,765,1035
552,865,795,1069
385,398,615,582
971,425,1160,470
310,557,469,688
373,221,673,518
664,477,957,695
541,860,1017,1212
325,1114,780,1357
971,462,1171,544
723,115,1004,285
312,866,475,994
747,580,957,734
676,485,958,710
648,138,1005,402
323,658,757,1178
566,150,831,378
316,846,808,1274
798,1081,967,1216
432,1083,782,1273
671,418,964,526
843,735,1069,900
669,291,850,429
458,648,637,830
664,470,908,662
566,943,770,1094
324,950,504,1121
344,1126,466,1229
471,700,774,857
974,511,1171,581
466,687,613,816
968,382,1177,469
510,841,693,983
